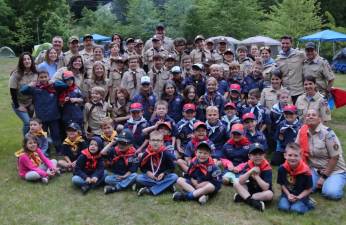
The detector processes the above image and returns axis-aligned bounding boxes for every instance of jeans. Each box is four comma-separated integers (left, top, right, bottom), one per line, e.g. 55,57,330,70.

311,168,346,200
278,195,313,214
12,104,32,136
43,120,62,153
105,173,137,190
24,159,58,181
72,171,106,188
136,173,178,195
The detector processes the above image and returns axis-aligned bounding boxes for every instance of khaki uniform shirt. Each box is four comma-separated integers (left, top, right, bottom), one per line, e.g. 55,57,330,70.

190,48,212,64
276,49,305,96
144,36,174,53
79,49,93,63
296,124,346,174
84,58,109,79
120,68,146,97
238,57,253,76
303,56,335,95
148,67,172,97
170,49,188,66
109,65,125,104
260,86,288,109
295,92,331,122
63,50,79,66
84,101,112,135
35,50,65,69
9,70,37,107
82,79,110,101
144,47,169,68
262,63,276,86
53,67,84,87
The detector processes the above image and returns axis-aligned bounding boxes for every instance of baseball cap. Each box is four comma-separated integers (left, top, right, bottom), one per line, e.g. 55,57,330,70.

68,36,79,43
66,122,81,131
171,66,182,74
206,39,214,44
231,123,244,135
141,76,151,85
157,122,172,131
194,35,205,43
197,141,212,152
224,48,234,55
219,37,227,44
116,129,133,144
130,103,143,112
63,70,74,80
83,34,93,41
193,121,207,130
242,112,256,121
192,63,203,71
183,103,196,112
283,105,297,114
152,35,161,41
134,39,143,45
156,23,165,30
224,102,236,109
230,84,241,93
249,143,266,154
126,38,135,44
305,42,316,50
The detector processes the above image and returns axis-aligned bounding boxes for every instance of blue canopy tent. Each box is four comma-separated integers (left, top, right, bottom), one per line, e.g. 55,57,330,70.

299,29,346,54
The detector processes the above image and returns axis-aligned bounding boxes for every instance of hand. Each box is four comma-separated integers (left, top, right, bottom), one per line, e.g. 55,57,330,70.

251,166,260,175
91,177,98,184
287,193,297,202
29,81,36,87
17,105,27,112
317,177,325,189
46,169,54,177
64,97,70,102
157,173,164,181
86,177,92,184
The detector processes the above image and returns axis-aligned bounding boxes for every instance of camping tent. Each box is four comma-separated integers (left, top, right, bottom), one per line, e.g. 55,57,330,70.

239,35,281,56
0,46,16,57
332,48,346,73
32,43,52,58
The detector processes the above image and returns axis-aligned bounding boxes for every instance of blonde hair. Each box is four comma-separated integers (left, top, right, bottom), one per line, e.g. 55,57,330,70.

206,77,218,85
206,106,219,114
101,117,114,128
92,61,106,81
91,86,106,98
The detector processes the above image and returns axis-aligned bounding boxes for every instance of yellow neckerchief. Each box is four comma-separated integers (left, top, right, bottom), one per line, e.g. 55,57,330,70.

32,129,48,138
15,149,41,166
63,135,84,152
101,130,117,143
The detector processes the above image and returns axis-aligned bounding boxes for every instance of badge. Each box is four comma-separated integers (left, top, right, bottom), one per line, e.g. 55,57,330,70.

212,169,221,177
333,144,339,151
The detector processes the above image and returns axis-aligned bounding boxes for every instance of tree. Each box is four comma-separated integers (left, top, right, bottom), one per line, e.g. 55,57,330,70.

0,0,14,47
264,0,322,41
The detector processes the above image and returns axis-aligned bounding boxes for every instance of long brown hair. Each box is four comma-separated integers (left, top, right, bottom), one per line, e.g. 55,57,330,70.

16,52,37,75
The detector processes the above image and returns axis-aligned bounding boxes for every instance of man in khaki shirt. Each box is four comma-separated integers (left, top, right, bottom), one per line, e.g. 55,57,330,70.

79,34,94,63
64,36,80,66
144,35,169,70
190,35,212,64
120,56,146,97
35,36,65,68
143,24,174,52
148,54,171,97
276,36,305,103
303,42,335,96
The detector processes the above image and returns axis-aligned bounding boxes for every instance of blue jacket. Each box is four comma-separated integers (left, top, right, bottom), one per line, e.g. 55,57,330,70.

124,117,149,149
176,118,197,147
245,129,268,150
61,86,84,124
196,92,225,121
222,141,250,166
62,138,88,162
242,74,264,95
165,94,184,123
217,79,229,95
20,81,67,122
132,91,157,121
107,147,139,175
242,103,268,127
182,76,206,97
275,119,302,152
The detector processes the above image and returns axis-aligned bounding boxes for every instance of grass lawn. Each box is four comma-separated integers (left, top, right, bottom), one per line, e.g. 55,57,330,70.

1,58,346,225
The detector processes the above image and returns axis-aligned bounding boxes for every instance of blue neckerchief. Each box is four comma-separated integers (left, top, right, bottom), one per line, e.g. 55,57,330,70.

178,118,196,133
250,103,264,123
206,120,221,135
280,119,300,134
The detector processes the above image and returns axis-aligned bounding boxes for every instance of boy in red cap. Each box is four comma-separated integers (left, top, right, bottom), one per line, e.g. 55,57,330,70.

271,105,302,166
277,143,314,214
176,103,198,155
157,122,175,155
221,102,240,133
242,112,268,149
124,103,149,153
228,83,244,114
173,141,222,204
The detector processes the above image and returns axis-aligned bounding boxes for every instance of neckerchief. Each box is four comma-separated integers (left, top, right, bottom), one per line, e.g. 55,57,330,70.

191,136,209,151
101,130,117,143
141,145,166,170
279,119,300,135
32,129,47,138
271,103,284,124
59,83,77,105
177,118,196,133
25,149,42,167
163,135,172,142
81,149,100,170
282,160,311,177
227,136,250,147
36,82,56,94
221,115,240,132
246,159,271,172
112,146,136,166
63,135,84,153
206,120,221,135
250,103,264,123
127,116,146,134
298,124,310,163
188,156,214,176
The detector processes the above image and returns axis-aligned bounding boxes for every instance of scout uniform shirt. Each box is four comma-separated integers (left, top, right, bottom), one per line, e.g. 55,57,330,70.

148,67,172,97
120,68,146,97
143,36,174,53
295,92,331,122
108,64,124,104
84,100,112,136
260,86,288,110
144,47,169,69
303,56,335,96
63,50,79,66
9,70,37,108
190,48,212,64
82,78,110,101
296,124,346,174
238,57,253,76
84,58,109,79
276,49,305,97
79,49,93,63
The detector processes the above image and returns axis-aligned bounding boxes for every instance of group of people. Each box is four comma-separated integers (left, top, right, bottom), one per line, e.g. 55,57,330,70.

9,24,346,214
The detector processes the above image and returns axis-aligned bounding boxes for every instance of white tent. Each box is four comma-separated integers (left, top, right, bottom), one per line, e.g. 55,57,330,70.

0,46,15,58
239,35,281,46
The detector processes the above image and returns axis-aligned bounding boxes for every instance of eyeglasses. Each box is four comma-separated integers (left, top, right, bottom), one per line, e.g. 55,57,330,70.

150,139,163,142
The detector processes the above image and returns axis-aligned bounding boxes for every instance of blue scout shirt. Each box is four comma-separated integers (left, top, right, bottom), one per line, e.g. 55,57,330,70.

132,91,157,121
165,94,184,123
242,74,264,95
74,150,104,180
242,103,268,127
245,129,268,150
275,119,302,152
176,118,197,148
107,146,139,175
182,75,206,97
240,160,273,193
184,139,215,158
221,115,241,133
124,117,149,149
196,92,225,121
206,120,229,159
217,79,229,95
221,140,250,166
150,115,178,136
140,150,176,175
61,86,84,125
62,137,88,162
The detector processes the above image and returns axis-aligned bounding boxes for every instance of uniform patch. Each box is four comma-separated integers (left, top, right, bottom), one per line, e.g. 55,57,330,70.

333,144,339,151
212,169,221,177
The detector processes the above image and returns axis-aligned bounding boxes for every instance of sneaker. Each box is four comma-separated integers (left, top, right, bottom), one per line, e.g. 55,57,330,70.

172,191,187,201
81,185,90,195
308,197,317,208
198,195,209,205
137,187,150,196
233,193,244,203
169,185,177,193
249,199,265,211
104,185,118,194
131,183,137,192
41,177,49,184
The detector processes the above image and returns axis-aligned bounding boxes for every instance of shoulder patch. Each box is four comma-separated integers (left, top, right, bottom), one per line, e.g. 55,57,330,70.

212,169,222,177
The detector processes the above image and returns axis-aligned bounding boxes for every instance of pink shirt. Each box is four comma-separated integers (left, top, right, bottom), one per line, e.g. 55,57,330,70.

17,148,55,178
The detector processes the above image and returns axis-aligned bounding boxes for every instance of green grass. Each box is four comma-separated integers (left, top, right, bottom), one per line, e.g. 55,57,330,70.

1,58,346,225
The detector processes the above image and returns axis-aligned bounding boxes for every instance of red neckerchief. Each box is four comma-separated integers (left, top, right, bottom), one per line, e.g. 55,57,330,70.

36,82,56,94
188,156,214,176
141,145,166,167
282,160,311,177
191,136,209,151
81,149,100,170
227,136,250,147
112,146,136,166
163,135,172,142
59,84,77,105
299,124,310,163
246,159,272,172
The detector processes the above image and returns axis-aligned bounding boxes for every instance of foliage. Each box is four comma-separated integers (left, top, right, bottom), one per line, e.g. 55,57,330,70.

264,0,322,42
0,0,14,47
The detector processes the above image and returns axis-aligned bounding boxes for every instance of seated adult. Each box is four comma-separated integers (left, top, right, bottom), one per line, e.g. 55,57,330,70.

296,109,346,200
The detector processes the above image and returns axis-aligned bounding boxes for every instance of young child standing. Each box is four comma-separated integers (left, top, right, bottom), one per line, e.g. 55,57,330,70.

221,102,240,133
16,134,59,183
58,123,87,172
243,113,268,149
25,118,49,156
182,63,206,97
72,136,105,194
102,129,139,194
136,131,178,196
242,88,267,132
173,141,222,204
233,143,273,211
176,103,197,155
277,143,314,214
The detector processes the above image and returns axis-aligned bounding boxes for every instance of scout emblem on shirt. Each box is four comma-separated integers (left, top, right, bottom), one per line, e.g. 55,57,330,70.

333,143,339,151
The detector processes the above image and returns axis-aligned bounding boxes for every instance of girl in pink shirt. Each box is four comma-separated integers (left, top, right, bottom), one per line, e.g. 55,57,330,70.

16,134,59,183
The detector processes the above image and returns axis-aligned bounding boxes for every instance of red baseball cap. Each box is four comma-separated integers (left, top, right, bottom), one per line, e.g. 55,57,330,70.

242,112,256,121
230,84,241,93
231,123,244,135
193,121,207,130
183,103,196,112
157,122,172,130
130,103,143,112
283,105,297,113
63,70,74,80
224,102,236,109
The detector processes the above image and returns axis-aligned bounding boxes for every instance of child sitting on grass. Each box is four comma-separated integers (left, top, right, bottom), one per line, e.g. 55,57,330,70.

233,143,273,211
277,143,314,214
16,134,59,184
173,141,222,204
